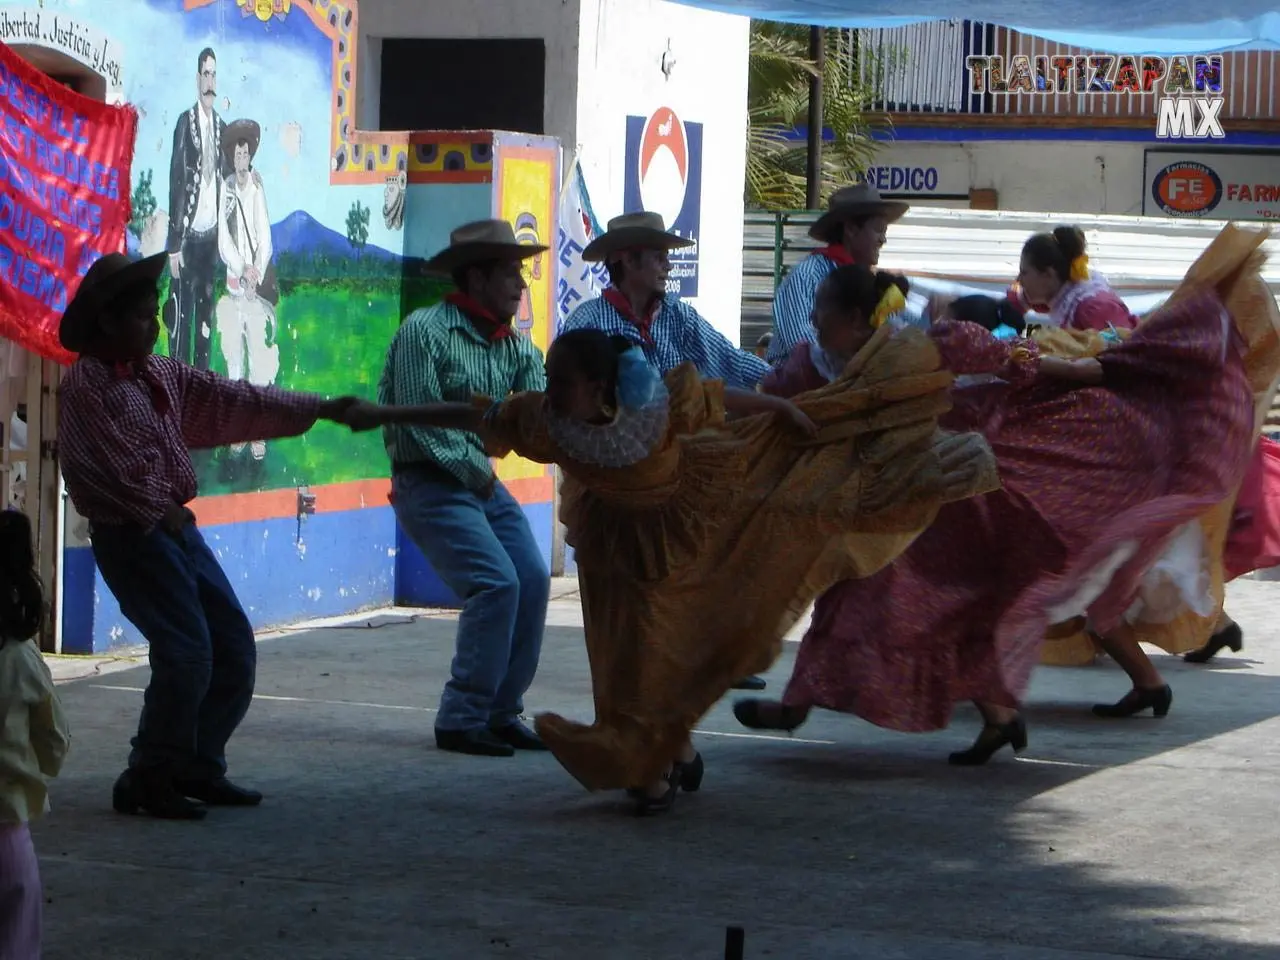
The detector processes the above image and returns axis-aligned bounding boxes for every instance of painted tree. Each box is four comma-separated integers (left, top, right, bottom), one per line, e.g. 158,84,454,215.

346,200,370,259
129,169,157,240
746,22,897,210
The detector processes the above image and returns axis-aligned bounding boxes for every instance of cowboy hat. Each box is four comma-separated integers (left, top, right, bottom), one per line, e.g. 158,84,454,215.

58,252,168,353
222,118,261,168
581,211,695,263
421,219,548,276
809,183,910,243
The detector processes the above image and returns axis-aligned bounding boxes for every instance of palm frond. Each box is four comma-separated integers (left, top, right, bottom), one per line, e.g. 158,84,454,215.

746,20,891,211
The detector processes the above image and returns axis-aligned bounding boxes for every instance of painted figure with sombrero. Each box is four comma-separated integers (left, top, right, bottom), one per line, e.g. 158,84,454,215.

216,117,280,465
57,251,366,821
377,219,552,758
768,183,918,364
559,210,773,692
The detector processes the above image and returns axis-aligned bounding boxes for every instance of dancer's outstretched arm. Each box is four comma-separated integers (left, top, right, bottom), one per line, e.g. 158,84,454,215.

351,402,482,433
724,388,817,437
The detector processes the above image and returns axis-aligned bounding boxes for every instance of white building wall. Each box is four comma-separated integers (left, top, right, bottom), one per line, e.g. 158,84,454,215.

575,0,751,342
356,0,751,344
868,140,1152,215
353,0,585,151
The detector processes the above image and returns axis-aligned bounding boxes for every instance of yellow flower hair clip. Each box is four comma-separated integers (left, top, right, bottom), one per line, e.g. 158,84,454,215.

1068,254,1090,282
869,284,907,330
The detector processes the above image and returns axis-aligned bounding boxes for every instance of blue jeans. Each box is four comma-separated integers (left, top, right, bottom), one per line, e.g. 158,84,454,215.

91,519,256,780
392,467,549,732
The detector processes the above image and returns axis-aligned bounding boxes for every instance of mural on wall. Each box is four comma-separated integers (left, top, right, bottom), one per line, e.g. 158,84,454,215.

492,136,558,487
0,0,410,495
623,106,703,297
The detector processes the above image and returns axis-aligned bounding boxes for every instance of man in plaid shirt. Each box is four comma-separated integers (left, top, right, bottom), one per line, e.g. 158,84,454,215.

379,220,550,758
57,251,365,821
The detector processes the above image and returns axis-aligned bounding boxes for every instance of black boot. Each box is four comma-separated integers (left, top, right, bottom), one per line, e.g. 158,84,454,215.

1184,622,1243,664
1092,685,1173,718
948,716,1028,766
112,768,207,820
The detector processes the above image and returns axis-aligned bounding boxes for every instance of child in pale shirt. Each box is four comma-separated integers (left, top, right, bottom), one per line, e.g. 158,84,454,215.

0,510,70,958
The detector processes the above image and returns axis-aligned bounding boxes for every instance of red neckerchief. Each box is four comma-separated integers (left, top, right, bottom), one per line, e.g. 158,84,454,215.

602,288,658,346
816,244,855,266
113,358,170,416
445,292,513,342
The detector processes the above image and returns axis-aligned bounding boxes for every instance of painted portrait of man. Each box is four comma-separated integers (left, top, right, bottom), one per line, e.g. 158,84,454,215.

164,46,230,370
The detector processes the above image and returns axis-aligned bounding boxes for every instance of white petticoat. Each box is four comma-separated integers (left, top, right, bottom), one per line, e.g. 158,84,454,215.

1045,520,1215,628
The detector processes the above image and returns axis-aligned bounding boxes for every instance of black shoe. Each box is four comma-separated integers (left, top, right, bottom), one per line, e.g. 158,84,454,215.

633,767,680,816
490,721,547,751
732,698,807,732
175,777,263,806
1184,623,1243,664
435,728,516,757
112,769,207,821
1092,685,1173,718
731,675,768,691
948,716,1028,766
678,752,704,792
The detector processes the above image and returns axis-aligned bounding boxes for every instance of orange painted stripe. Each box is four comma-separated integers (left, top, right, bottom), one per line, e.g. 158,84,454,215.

190,474,554,528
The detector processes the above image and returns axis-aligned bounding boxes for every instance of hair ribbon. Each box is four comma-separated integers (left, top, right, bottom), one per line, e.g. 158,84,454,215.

616,345,662,409
1068,254,1090,283
869,285,907,330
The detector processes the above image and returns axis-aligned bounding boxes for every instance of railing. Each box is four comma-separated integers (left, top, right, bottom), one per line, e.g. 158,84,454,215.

856,22,1280,120
741,209,821,348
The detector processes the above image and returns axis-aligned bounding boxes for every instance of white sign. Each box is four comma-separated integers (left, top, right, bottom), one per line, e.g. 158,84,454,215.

857,145,970,199
1155,98,1225,140
1143,150,1280,221
0,7,125,103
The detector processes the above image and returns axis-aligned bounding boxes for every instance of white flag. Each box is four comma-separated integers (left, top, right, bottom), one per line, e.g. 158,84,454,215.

555,162,609,336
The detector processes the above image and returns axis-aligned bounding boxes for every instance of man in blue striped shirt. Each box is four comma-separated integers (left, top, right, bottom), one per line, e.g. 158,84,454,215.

562,211,772,690
379,220,552,758
768,184,911,364
561,212,769,390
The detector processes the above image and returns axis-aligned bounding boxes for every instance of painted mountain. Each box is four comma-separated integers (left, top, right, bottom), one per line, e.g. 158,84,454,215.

270,210,399,264
270,210,401,282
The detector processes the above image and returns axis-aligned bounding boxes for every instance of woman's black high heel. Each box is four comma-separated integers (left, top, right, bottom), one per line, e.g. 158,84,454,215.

633,766,680,816
1184,622,1243,663
1092,684,1172,718
733,699,807,733
948,716,1028,766
679,752,704,792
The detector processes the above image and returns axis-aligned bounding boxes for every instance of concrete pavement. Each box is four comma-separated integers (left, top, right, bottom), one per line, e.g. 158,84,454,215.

33,577,1280,959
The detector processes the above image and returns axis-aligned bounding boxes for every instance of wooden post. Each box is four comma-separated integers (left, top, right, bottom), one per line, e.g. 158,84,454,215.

725,926,745,959
805,25,824,209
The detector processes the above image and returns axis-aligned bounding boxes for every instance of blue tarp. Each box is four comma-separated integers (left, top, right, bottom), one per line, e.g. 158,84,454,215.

667,2,1280,53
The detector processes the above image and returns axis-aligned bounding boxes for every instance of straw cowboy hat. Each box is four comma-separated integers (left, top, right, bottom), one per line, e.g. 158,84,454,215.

222,118,261,167
58,252,168,353
581,211,695,263
422,219,548,276
809,183,910,243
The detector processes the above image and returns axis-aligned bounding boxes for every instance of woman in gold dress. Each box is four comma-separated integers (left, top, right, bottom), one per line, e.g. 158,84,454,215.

352,327,999,813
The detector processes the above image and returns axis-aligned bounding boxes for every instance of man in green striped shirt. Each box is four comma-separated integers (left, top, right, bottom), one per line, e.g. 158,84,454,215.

378,220,551,757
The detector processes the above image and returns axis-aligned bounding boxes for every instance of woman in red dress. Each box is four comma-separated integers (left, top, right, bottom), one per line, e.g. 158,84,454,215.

735,240,1258,764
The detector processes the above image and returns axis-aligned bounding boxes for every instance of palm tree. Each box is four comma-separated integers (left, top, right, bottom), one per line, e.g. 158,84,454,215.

746,22,894,211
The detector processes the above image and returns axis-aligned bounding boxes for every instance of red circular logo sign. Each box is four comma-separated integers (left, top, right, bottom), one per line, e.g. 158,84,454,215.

1151,161,1223,216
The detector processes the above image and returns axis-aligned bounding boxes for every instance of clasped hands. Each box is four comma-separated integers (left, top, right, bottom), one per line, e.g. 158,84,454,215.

318,397,385,432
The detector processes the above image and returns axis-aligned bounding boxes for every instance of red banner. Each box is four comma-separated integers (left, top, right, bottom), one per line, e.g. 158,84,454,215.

0,41,137,364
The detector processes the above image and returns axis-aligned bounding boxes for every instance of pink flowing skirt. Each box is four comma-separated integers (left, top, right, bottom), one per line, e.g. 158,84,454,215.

783,292,1254,731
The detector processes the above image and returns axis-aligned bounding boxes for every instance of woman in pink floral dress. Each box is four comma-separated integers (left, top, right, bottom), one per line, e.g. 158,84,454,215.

735,233,1261,764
